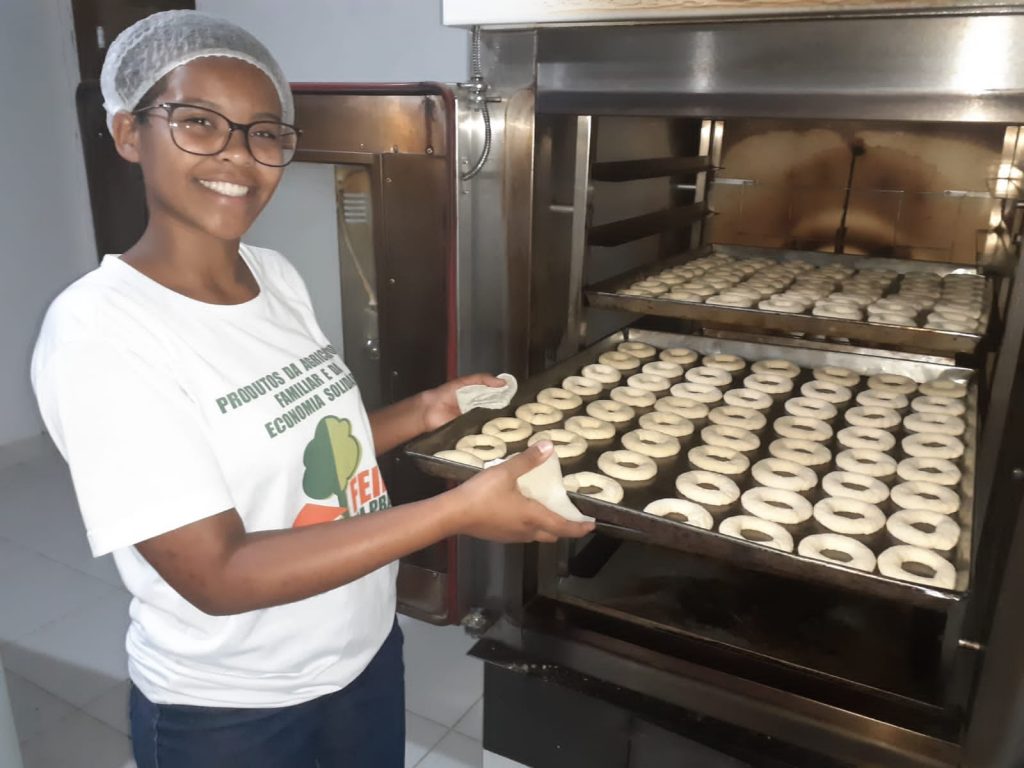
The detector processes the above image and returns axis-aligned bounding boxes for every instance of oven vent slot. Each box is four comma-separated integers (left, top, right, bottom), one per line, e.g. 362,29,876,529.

591,156,710,183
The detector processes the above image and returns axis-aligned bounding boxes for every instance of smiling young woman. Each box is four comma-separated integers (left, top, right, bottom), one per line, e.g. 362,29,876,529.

30,10,592,768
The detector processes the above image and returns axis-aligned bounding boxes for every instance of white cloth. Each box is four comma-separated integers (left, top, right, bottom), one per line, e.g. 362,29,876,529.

31,245,395,708
517,455,593,523
456,373,517,413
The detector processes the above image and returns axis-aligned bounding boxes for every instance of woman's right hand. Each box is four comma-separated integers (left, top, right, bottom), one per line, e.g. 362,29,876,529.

449,442,596,543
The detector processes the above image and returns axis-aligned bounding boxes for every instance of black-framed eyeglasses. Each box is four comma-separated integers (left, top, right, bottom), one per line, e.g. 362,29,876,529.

133,102,301,168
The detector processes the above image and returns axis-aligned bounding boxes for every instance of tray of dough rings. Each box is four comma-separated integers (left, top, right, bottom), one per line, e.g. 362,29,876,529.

406,328,978,608
585,244,993,356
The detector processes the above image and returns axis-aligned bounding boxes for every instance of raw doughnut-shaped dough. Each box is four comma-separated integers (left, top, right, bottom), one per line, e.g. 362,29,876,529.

676,470,741,509
562,376,603,399
801,380,853,405
537,387,584,412
798,534,876,572
784,397,838,422
835,449,896,479
654,396,709,421
642,361,684,380
769,438,831,468
670,381,723,405
813,497,886,536
456,434,509,462
564,415,616,442
516,402,563,427
702,353,746,373
660,347,698,366
918,378,967,399
528,429,588,459
813,301,862,320
709,405,767,432
837,426,896,453
433,449,485,468
639,411,695,439
814,366,860,388
623,429,681,459
897,457,961,486
752,458,817,493
774,416,833,443
689,444,750,476
702,424,760,454
856,390,909,411
903,412,965,437
910,396,966,417
744,373,793,396
581,363,621,385
564,471,624,504
644,498,713,529
482,416,533,443
751,359,801,379
887,509,961,552
586,399,636,424
845,406,901,431
599,351,642,371
598,450,658,482
901,433,965,461
719,515,794,552
877,545,956,589
867,373,917,395
610,386,657,409
724,388,773,412
627,373,671,393
685,366,733,388
741,486,812,525
707,293,755,308
822,471,889,505
618,341,658,360
891,481,960,515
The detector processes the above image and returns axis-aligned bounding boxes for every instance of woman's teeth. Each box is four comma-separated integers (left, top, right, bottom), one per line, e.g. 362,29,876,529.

198,179,249,198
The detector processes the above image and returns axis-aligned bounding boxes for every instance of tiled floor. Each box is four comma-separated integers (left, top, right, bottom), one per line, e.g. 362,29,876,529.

0,434,484,768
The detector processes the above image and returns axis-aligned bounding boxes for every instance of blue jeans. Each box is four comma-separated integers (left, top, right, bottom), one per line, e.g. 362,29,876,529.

130,620,405,768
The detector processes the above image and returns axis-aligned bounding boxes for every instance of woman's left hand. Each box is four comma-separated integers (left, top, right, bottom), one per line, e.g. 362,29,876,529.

420,374,507,432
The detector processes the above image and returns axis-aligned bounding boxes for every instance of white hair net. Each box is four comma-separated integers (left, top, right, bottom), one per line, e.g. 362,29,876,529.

100,10,293,132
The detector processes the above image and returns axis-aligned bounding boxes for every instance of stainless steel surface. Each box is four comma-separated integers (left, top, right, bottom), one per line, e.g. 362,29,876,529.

397,562,449,624
558,115,594,360
587,243,993,355
535,16,1024,123
407,328,977,608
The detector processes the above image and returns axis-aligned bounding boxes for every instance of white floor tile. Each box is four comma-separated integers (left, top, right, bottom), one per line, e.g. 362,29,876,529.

454,697,483,741
3,591,130,707
405,711,448,768
83,679,130,736
4,670,75,745
401,617,483,728
19,710,133,768
418,730,483,768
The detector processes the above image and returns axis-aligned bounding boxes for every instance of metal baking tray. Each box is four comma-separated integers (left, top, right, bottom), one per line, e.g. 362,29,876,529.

406,329,977,609
586,244,992,356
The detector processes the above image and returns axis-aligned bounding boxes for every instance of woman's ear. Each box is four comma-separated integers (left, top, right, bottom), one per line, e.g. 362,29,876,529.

110,111,142,164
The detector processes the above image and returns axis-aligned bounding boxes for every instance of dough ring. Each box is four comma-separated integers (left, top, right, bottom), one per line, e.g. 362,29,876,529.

813,497,886,536
562,376,603,399
644,499,714,530
482,417,533,444
580,363,622,385
897,457,961,487
718,515,795,552
598,351,642,371
659,347,698,367
784,397,838,422
901,433,965,461
743,373,794,396
768,438,831,469
867,373,918,395
837,426,896,454
586,399,636,424
654,396,709,421
903,412,965,437
877,545,956,590
689,445,750,476
801,380,853,405
515,402,563,427
752,458,817,493
835,449,896,479
565,415,616,442
617,341,658,360
670,381,723,404
724,388,773,412
709,405,767,433
798,534,877,573
455,434,508,462
910,396,966,417
536,387,584,412
675,470,741,509
822,471,889,506
702,353,747,373
433,449,485,468
856,390,909,411
814,366,860,388
741,486,812,525
642,361,683,380
623,428,681,459
702,424,760,455
528,429,587,459
627,373,671,393
845,406,901,431
685,366,734,388
563,472,624,504
887,510,961,552
773,416,833,443
890,481,960,515
610,386,657,409
639,411,695,439
918,378,968,399
598,449,658,482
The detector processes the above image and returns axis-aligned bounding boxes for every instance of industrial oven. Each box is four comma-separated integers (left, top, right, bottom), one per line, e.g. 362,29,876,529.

73,3,1024,766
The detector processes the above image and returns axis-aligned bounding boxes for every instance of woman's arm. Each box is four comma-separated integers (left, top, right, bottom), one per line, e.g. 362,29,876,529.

135,442,592,615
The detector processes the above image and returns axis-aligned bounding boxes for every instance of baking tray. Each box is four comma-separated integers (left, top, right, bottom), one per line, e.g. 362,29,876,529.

586,244,992,356
406,328,977,609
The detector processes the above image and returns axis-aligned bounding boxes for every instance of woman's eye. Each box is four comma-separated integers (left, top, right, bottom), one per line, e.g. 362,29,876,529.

184,117,213,127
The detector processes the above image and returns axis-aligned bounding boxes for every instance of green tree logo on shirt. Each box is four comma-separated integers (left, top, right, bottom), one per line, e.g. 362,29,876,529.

302,416,362,507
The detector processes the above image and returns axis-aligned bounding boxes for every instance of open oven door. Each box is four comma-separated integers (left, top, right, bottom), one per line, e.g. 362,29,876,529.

291,83,475,626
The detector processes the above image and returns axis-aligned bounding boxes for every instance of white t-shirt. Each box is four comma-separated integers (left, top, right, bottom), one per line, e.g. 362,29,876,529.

31,245,397,708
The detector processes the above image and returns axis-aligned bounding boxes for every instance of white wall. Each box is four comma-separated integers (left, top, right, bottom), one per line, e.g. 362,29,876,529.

0,0,96,447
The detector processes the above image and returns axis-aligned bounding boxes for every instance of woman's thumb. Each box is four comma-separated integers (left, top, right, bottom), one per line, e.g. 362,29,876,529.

504,440,554,477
